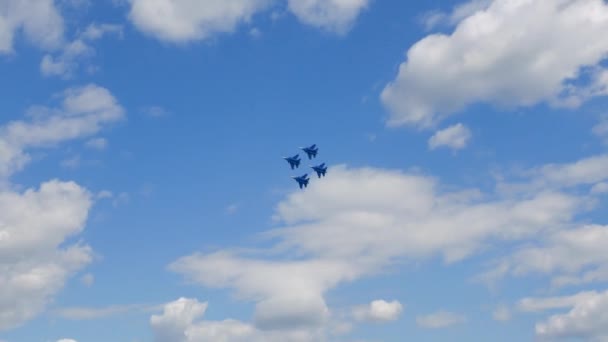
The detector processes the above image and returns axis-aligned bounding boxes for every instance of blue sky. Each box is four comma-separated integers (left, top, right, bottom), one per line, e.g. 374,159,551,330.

2,0,608,341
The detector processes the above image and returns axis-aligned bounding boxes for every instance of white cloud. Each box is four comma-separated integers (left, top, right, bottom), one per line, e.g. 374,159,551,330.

170,253,346,331
128,0,370,43
57,339,78,342
428,123,471,150
0,0,64,54
518,290,608,341
0,84,124,331
352,300,403,322
286,0,370,35
0,84,124,180
80,23,123,40
40,40,94,77
0,180,93,331
41,23,123,78
128,0,273,43
535,154,608,188
518,291,598,313
151,298,325,342
271,166,581,263
473,155,608,289
480,225,608,288
381,0,608,128
85,137,107,150
496,154,608,196
171,164,586,332
421,0,492,31
96,190,113,199
55,304,155,320
591,182,608,194
416,310,467,329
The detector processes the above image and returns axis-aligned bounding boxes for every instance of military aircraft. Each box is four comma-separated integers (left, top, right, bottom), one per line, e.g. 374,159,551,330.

283,154,301,169
292,174,310,189
300,144,318,159
310,163,327,178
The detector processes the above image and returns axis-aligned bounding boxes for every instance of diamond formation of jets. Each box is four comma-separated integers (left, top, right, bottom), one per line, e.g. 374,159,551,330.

284,144,327,189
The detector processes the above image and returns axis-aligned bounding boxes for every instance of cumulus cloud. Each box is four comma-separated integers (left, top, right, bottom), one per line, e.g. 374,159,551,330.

170,163,588,333
416,310,467,329
0,0,64,54
0,84,124,180
57,339,78,342
151,298,326,342
41,23,123,78
128,0,370,43
381,0,608,128
0,181,93,330
428,123,471,150
286,0,370,34
0,84,124,331
128,0,273,43
170,253,344,331
271,166,581,263
352,300,403,322
518,290,608,341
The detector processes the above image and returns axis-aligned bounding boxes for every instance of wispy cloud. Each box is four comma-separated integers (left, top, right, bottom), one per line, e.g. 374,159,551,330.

40,23,123,78
416,310,467,329
54,304,160,320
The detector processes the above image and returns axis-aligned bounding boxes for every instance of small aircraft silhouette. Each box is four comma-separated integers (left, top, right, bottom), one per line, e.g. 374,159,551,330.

310,163,327,178
292,174,310,189
283,154,301,169
300,144,318,159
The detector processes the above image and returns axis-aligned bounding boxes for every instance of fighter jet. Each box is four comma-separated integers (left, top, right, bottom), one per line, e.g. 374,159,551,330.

300,144,318,159
283,154,301,170
310,163,327,178
292,174,310,189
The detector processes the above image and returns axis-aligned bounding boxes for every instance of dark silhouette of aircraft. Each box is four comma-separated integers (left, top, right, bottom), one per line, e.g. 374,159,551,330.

283,154,301,169
300,144,318,159
310,163,327,178
292,174,310,189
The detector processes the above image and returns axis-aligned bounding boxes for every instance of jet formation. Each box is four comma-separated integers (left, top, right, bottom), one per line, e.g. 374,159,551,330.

283,144,327,189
